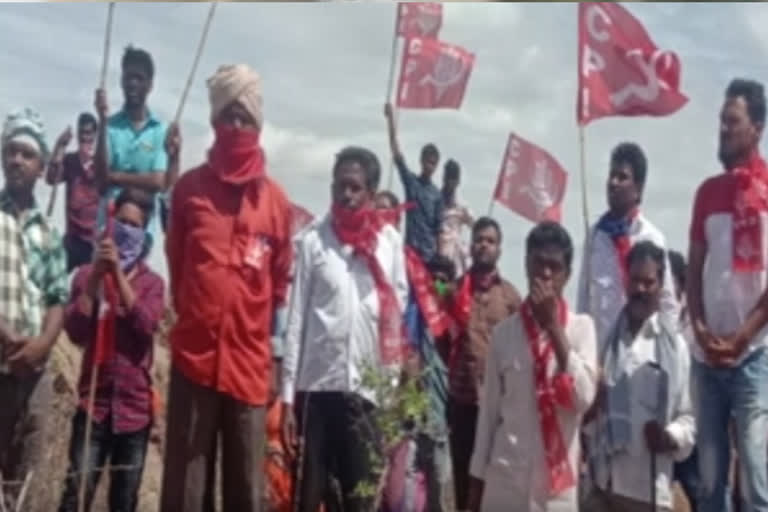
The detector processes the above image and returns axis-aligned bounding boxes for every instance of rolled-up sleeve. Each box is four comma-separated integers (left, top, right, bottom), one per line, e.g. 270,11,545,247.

469,324,504,480
119,274,165,338
564,315,599,414
44,230,69,307
665,338,695,462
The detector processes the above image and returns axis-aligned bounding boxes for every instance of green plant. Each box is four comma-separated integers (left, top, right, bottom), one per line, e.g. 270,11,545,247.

353,362,430,507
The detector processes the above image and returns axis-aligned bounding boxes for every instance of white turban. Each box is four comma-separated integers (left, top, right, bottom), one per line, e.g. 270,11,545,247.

207,64,263,128
1,107,49,158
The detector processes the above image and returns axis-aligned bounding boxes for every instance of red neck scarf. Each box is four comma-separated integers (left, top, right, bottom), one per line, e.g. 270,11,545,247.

729,151,768,272
208,124,266,185
452,268,499,334
331,202,403,365
404,247,453,340
379,201,415,228
520,298,576,495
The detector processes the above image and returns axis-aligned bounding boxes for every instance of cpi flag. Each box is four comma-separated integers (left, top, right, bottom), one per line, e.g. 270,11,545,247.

397,2,442,39
578,2,687,125
396,37,475,110
493,133,568,223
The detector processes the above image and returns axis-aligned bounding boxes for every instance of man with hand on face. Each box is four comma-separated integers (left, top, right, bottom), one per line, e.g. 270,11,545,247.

46,112,100,272
160,64,293,512
468,222,597,512
583,241,694,512
0,108,68,507
281,146,408,512
688,78,768,512
446,217,520,512
577,142,678,348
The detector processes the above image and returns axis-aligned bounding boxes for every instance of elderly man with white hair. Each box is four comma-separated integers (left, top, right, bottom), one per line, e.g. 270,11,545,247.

160,65,294,512
0,108,68,507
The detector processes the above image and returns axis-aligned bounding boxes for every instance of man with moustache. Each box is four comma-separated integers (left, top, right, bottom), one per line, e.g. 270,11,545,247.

0,108,68,509
584,241,694,512
281,146,408,511
577,142,678,347
688,78,768,512
468,221,597,511
46,113,100,271
446,216,520,511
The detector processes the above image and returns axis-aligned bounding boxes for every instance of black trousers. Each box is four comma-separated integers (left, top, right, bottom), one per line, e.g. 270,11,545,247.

295,391,379,512
447,398,478,511
58,411,150,512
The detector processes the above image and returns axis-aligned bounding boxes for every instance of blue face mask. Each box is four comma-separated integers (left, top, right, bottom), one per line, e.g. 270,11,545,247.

113,220,146,270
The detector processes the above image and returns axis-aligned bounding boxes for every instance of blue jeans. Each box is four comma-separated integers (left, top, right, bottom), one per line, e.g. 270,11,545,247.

58,411,149,512
695,347,768,512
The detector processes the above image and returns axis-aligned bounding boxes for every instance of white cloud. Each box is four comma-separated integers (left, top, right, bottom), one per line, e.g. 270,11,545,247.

2,2,767,300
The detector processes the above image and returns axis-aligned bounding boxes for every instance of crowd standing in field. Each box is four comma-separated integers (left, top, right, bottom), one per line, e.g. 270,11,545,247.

2,43,768,512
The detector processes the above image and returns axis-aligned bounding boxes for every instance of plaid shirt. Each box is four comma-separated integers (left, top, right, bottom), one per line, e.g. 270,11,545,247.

0,190,68,372
66,263,165,433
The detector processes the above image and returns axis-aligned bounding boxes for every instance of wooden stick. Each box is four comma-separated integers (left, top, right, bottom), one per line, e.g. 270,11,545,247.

578,125,589,235
76,368,100,512
46,162,62,218
385,6,400,191
487,197,495,217
174,2,218,124
77,7,114,504
14,471,32,512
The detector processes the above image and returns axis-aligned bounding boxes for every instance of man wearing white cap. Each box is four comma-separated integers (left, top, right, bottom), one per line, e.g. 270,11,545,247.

160,65,293,512
0,108,68,508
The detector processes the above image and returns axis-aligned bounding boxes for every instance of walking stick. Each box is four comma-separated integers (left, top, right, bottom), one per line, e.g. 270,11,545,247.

77,5,114,511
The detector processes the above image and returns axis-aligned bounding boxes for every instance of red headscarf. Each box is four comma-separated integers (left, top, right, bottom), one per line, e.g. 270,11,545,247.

520,298,576,495
729,151,768,272
208,124,266,185
331,202,403,365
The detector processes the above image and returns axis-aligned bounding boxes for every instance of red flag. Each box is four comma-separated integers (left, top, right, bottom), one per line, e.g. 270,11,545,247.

92,201,118,365
397,2,443,39
396,37,475,110
577,2,687,125
493,133,568,223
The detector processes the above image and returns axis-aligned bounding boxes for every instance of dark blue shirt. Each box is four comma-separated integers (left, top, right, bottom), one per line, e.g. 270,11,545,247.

395,155,443,263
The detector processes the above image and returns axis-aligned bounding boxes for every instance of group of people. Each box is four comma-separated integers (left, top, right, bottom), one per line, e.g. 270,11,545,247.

0,41,766,512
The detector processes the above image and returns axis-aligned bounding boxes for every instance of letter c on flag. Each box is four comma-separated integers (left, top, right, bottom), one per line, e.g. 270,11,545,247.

586,5,611,42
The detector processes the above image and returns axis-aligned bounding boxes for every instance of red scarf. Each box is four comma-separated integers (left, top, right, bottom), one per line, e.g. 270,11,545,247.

730,152,768,272
404,247,453,339
379,201,415,228
208,123,266,185
331,202,403,365
452,269,498,335
520,298,576,495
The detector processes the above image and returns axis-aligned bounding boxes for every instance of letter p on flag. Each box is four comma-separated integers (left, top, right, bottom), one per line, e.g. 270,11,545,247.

577,2,687,125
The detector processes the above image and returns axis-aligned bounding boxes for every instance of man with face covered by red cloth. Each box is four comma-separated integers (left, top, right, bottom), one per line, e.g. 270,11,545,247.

160,64,293,512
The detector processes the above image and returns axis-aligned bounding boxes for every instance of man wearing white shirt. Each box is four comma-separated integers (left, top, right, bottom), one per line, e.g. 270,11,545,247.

280,146,408,511
688,78,768,512
468,221,598,512
583,241,695,512
577,142,678,347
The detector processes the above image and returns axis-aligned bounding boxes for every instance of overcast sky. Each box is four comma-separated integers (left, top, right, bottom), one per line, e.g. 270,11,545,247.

2,1,767,300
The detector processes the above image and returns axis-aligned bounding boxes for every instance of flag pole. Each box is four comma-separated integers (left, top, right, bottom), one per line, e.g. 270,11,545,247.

487,197,495,217
578,124,589,234
78,4,114,512
385,6,400,191
174,2,217,124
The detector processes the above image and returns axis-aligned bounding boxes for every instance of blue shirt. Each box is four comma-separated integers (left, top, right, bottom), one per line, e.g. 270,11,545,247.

395,155,443,264
100,108,168,236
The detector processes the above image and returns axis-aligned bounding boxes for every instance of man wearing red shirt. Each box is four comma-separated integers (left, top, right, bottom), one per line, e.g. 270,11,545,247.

160,64,293,512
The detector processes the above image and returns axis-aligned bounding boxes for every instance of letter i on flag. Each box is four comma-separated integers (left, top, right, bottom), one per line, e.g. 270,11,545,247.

577,2,687,125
